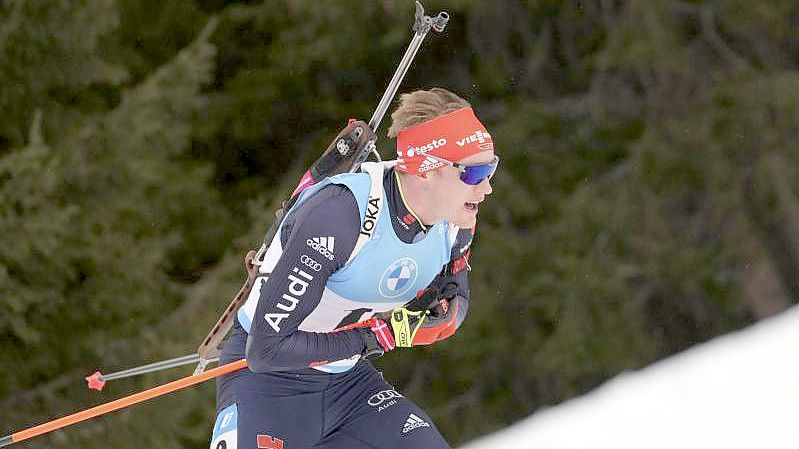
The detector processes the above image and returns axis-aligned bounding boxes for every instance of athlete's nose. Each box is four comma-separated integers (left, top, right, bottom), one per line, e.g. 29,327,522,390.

475,176,493,196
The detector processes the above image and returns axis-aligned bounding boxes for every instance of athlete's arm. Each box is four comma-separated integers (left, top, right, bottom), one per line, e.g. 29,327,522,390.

406,227,473,345
245,185,366,372
442,227,474,330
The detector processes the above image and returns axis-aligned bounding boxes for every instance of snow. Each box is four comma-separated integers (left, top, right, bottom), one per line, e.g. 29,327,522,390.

460,305,799,449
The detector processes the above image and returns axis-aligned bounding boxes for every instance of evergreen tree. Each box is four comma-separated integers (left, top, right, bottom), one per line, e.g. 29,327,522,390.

0,0,126,149
0,10,233,448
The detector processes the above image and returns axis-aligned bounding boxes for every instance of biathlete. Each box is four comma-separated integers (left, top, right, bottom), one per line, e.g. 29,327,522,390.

209,87,497,449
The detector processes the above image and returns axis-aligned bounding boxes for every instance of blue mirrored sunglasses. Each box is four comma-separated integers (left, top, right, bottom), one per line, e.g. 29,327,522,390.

425,154,499,185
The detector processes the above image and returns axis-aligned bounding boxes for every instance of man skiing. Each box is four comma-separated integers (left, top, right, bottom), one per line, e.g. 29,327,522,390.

209,87,497,449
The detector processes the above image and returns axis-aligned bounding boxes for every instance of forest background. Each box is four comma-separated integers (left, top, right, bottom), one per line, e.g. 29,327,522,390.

2,0,799,447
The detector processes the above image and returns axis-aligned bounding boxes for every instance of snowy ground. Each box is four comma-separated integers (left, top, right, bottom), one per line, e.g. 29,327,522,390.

461,305,799,449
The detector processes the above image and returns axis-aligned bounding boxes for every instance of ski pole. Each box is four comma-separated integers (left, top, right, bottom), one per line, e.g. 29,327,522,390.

0,359,248,448
84,353,219,391
90,313,380,390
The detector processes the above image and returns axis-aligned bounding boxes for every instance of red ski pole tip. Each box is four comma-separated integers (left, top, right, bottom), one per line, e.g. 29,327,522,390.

86,371,106,391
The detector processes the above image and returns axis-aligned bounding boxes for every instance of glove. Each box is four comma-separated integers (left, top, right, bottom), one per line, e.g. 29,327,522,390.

389,307,430,347
398,282,461,346
360,309,429,360
360,317,395,360
361,283,461,358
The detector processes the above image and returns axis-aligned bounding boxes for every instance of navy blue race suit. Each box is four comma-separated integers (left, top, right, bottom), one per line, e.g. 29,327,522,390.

210,167,473,449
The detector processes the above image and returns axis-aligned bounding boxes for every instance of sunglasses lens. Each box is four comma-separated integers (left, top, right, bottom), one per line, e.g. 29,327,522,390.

460,160,498,185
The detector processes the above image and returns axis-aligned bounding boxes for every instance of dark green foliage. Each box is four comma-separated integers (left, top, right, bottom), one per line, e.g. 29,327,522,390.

1,4,234,447
2,0,799,447
0,0,126,149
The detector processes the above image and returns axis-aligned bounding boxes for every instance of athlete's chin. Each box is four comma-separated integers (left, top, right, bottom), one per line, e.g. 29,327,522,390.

452,212,477,228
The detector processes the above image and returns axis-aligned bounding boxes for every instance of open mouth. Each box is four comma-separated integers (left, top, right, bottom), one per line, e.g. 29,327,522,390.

464,202,479,212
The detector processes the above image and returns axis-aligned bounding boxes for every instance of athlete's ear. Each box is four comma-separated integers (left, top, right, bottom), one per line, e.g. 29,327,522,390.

416,170,442,182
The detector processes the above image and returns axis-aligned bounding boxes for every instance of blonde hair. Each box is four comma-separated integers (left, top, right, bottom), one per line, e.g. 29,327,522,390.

386,88,471,139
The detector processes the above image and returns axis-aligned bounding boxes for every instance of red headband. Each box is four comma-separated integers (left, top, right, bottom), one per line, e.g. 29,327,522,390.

396,107,493,175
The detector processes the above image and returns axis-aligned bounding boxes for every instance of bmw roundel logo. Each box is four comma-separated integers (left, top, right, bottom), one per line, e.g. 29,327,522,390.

379,258,419,298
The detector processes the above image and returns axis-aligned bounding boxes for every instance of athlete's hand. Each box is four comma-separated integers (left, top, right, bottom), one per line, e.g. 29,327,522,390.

387,307,430,347
405,282,458,314
360,317,395,360
360,309,428,360
360,283,461,358
394,282,461,346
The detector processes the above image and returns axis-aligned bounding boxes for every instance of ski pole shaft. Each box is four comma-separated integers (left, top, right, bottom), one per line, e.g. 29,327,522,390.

85,354,220,391
368,1,449,132
101,353,206,382
1,359,248,448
